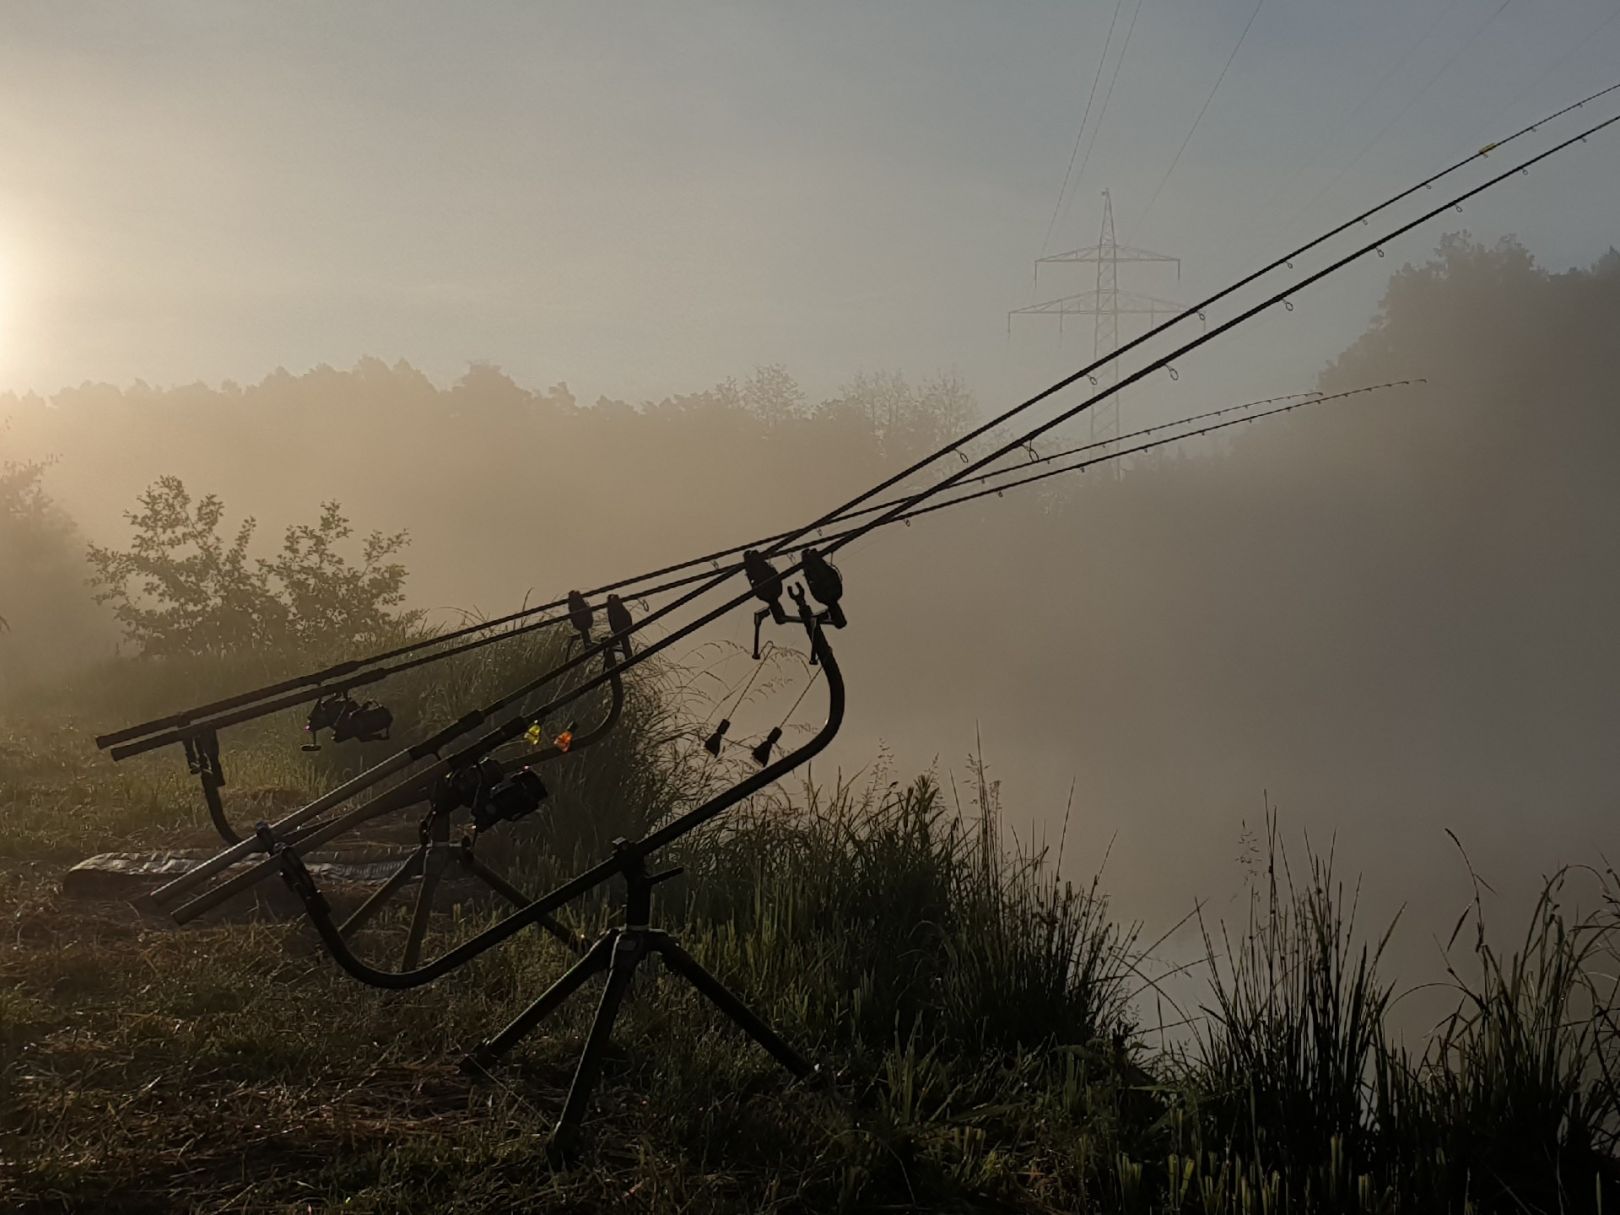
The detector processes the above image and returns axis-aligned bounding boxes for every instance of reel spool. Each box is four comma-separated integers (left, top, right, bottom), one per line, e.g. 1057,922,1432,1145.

303,694,394,751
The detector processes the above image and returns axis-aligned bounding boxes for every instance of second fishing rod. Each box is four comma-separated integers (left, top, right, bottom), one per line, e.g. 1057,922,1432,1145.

125,387,1334,859
345,104,1620,815
110,387,1319,763
145,383,1406,916
225,375,1384,959
148,100,1620,915
98,78,1620,754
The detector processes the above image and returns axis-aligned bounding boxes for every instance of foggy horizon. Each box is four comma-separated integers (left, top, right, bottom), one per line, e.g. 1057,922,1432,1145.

3,1,1617,414
6,6,1620,1207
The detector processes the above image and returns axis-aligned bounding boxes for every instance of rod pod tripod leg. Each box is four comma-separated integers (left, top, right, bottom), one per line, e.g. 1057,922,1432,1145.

460,837,821,1163
337,812,584,954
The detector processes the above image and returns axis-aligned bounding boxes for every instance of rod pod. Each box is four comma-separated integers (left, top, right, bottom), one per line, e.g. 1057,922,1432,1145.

461,838,825,1163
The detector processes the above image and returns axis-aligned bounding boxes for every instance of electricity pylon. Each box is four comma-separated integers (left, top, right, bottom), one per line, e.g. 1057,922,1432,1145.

1009,190,1185,460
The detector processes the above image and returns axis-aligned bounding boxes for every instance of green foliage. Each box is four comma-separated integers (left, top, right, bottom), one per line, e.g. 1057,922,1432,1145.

6,239,1620,1209
672,768,1137,1061
1193,817,1396,1178
1371,863,1620,1213
0,451,110,693
0,457,64,576
85,475,422,658
0,457,56,637
4,677,1620,1210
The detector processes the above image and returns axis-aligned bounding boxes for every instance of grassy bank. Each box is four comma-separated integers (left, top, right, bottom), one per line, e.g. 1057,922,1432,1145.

2,651,1618,1212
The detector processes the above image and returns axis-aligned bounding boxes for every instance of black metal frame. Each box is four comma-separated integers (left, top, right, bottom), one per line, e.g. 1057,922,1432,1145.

461,838,820,1161
149,650,625,923
271,594,845,1155
337,796,585,965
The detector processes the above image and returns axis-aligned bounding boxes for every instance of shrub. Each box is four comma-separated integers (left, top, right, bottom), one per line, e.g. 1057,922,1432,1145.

85,475,421,658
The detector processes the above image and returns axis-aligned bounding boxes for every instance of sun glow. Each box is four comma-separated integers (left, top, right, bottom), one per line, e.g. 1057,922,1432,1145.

0,254,10,370
0,229,38,386
0,242,17,378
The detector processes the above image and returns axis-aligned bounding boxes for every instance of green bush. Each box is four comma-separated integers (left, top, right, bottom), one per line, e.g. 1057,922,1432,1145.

85,475,421,658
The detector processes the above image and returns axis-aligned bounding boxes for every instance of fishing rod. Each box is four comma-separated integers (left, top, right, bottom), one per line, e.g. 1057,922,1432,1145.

247,375,1423,1160
96,79,1619,756
100,391,1332,850
815,380,1425,532
144,382,1398,918
258,373,1418,1159
106,386,1317,768
235,101,1611,1164
109,389,1331,848
163,598,629,848
284,102,1620,847
149,99,1616,922
164,377,1421,930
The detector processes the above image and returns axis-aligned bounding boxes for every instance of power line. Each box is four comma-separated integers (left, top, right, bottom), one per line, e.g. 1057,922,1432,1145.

1473,5,1620,143
1137,0,1267,236
1040,0,1128,257
1284,0,1516,236
1259,0,1467,243
1058,0,1147,241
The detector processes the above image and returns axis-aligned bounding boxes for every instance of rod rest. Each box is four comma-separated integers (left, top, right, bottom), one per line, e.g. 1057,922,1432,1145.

275,617,845,991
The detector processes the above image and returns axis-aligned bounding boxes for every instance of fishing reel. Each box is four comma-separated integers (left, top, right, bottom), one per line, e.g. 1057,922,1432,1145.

800,547,846,630
302,694,394,751
473,769,550,831
744,549,787,660
566,590,635,660
432,757,551,832
743,547,847,658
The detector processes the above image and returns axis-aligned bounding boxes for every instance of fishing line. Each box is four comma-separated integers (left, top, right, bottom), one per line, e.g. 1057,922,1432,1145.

101,81,1618,757
118,103,1620,906
1283,0,1518,237
493,105,1615,749
1256,0,1468,249
103,390,1326,756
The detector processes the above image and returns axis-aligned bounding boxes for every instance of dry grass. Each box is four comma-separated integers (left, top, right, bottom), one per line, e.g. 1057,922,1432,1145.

4,654,1620,1212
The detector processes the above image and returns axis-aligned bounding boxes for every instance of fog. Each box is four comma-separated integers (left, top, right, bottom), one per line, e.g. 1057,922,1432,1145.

3,3,1619,1002
5,230,1619,1006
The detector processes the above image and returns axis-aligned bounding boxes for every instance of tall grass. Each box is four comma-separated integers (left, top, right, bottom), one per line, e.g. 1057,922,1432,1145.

1189,816,1397,1190
1369,862,1620,1213
671,768,1137,1059
5,641,1620,1210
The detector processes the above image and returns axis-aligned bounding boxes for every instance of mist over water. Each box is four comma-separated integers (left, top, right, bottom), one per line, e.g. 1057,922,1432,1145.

4,232,1616,1003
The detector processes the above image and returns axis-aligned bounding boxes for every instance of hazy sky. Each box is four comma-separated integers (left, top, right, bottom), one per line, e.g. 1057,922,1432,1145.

4,1,1619,984
3,2,1618,411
